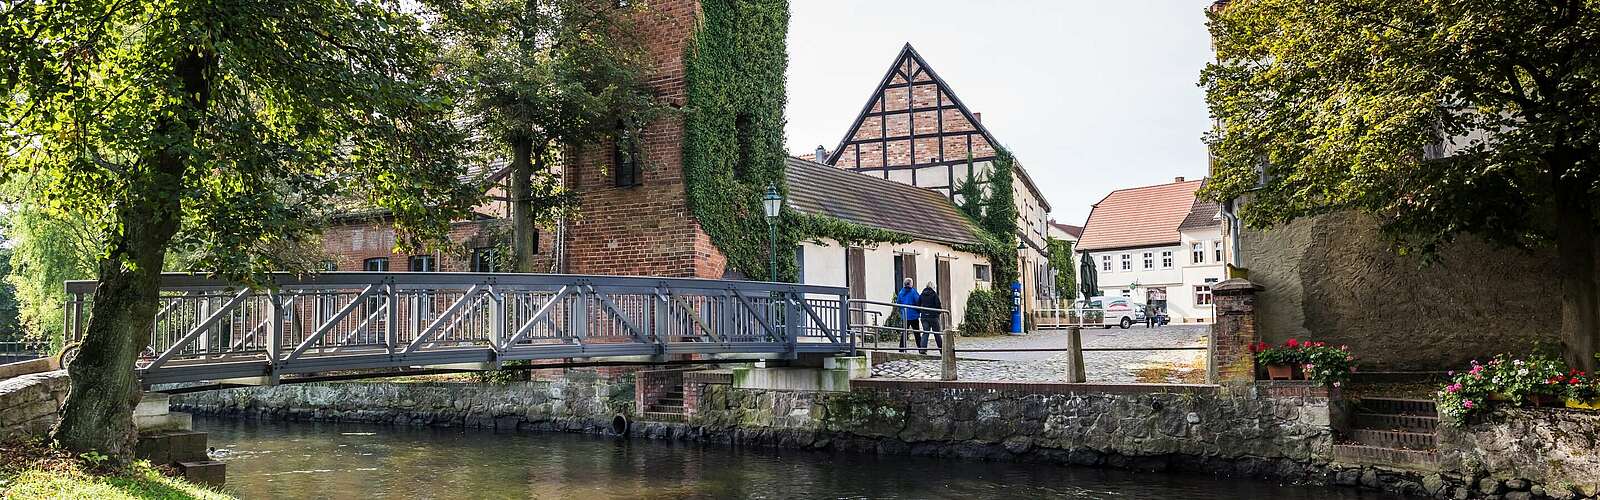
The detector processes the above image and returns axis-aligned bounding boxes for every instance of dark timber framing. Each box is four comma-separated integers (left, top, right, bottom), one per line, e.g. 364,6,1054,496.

823,43,1050,211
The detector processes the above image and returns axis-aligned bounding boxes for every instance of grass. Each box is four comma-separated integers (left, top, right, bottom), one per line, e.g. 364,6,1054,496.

0,440,232,500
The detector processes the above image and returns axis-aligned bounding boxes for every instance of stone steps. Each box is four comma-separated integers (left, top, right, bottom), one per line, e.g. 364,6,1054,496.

1353,412,1439,433
1355,397,1438,417
1335,398,1441,471
1332,444,1439,469
1347,429,1436,450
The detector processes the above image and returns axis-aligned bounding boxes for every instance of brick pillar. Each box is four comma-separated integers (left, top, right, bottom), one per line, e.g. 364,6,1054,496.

1209,279,1264,383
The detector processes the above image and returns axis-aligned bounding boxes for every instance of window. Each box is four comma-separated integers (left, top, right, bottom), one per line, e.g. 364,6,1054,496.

1214,240,1224,263
363,257,389,272
794,245,805,283
1161,251,1173,269
320,260,337,271
1100,255,1112,272
409,255,437,272
1194,284,1213,306
471,247,498,273
1142,252,1154,270
1120,253,1131,271
974,264,992,282
734,113,755,180
1191,242,1205,264
613,124,642,187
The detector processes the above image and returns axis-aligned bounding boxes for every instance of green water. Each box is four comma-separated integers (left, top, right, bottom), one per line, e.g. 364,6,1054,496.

196,417,1399,499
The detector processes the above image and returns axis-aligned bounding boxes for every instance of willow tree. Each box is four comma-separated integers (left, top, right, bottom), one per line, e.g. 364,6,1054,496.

1203,1,1600,370
429,0,661,272
2,1,479,462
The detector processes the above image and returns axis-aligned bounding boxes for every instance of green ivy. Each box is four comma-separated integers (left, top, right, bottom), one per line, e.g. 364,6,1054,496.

681,0,794,280
949,149,1021,286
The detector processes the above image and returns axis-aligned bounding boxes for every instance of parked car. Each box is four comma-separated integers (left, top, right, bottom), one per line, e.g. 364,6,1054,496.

1076,296,1142,329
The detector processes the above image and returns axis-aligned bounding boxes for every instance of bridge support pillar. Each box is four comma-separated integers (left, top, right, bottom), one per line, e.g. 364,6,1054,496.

134,392,226,487
732,356,867,392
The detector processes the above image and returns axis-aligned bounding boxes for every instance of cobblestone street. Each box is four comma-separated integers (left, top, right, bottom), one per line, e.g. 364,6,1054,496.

868,324,1209,384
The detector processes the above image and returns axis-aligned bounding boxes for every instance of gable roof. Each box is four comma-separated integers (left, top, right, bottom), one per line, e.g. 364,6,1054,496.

785,157,983,246
822,43,1049,211
1076,179,1205,252
1048,222,1083,240
1178,180,1221,231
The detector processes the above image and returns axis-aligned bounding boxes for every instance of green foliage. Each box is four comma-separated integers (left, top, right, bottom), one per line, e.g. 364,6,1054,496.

1,0,482,283
1249,339,1356,387
949,150,1020,287
958,287,1012,337
429,0,660,270
788,212,913,248
1203,1,1600,370
681,0,794,280
0,199,100,348
1046,237,1075,300
1202,1,1599,251
1437,353,1573,425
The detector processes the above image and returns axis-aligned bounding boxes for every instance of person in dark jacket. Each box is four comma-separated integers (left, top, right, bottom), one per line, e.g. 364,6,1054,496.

916,281,943,353
894,278,920,351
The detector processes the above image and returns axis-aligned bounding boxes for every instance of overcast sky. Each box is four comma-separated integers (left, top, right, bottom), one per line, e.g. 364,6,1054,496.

784,1,1217,226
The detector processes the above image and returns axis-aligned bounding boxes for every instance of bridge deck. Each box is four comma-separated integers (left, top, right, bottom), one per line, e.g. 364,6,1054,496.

65,273,855,386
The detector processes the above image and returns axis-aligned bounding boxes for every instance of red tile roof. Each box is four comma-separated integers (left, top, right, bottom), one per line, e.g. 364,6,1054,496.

1048,222,1083,239
1076,179,1205,252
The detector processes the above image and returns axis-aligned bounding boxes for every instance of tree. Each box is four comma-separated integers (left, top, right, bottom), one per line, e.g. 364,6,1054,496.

2,1,479,463
1203,1,1600,370
0,196,101,349
429,0,662,272
1047,237,1076,302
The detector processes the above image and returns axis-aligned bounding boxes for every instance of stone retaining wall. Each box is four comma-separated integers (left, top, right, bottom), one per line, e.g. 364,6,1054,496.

0,370,69,440
1439,408,1600,498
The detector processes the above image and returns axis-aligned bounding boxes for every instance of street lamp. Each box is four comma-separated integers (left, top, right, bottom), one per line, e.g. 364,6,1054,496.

763,185,783,282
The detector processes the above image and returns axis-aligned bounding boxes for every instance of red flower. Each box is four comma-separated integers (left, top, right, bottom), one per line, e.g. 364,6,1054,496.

1286,338,1299,348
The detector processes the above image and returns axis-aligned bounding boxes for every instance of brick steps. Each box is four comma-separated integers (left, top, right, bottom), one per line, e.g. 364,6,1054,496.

1335,398,1440,470
1347,429,1436,450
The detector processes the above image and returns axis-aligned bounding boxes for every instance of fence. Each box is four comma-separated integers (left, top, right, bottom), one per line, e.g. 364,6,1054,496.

64,272,855,385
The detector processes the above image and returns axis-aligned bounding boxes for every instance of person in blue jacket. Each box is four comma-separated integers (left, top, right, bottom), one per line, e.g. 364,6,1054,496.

894,277,921,351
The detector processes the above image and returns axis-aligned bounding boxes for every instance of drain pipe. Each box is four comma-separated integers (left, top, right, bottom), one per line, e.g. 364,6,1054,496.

610,414,630,436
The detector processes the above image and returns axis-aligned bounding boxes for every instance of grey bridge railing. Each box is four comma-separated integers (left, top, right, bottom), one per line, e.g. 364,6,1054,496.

65,273,854,385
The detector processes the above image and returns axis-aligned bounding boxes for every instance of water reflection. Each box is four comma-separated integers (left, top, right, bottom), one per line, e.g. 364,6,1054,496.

197,418,1398,499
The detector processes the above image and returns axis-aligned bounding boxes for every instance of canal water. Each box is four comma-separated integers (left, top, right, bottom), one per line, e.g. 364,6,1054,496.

196,417,1399,499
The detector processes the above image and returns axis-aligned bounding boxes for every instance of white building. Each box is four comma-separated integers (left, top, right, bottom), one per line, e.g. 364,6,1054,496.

1076,178,1225,324
785,158,991,324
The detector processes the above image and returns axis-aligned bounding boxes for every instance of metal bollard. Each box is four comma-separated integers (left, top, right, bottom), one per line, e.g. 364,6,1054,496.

1066,326,1086,383
940,330,957,381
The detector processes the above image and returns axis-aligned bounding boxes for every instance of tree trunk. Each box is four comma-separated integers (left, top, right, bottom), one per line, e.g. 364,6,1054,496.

510,139,536,272
51,46,211,465
1555,173,1600,372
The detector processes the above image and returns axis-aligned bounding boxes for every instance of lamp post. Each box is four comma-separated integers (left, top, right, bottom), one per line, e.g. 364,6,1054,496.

763,185,783,282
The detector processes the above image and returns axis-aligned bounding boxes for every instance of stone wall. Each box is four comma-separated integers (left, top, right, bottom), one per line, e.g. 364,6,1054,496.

1438,408,1600,498
1240,211,1582,371
171,372,636,433
0,370,69,440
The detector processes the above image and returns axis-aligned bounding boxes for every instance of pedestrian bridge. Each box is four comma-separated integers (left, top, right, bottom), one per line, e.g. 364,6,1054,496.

64,273,855,386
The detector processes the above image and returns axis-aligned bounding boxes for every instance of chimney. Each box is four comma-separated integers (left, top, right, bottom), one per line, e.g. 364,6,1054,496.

814,145,828,163
973,112,982,123
1175,176,1186,183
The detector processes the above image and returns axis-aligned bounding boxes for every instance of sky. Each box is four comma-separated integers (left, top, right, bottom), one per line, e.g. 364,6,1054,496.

784,1,1218,226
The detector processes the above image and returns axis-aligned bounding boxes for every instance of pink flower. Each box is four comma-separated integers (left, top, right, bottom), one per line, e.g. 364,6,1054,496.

1332,382,1341,388
1446,383,1461,393
1463,400,1475,409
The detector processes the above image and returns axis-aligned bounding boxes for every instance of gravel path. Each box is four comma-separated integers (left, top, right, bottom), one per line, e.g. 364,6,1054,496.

868,325,1209,384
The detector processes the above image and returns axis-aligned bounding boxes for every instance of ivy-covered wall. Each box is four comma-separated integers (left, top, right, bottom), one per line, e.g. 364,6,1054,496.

681,0,794,280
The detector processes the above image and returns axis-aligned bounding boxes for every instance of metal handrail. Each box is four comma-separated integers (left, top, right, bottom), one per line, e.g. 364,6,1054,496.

63,272,855,385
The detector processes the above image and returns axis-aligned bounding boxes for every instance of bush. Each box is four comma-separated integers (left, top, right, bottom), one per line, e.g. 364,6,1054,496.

958,288,1013,337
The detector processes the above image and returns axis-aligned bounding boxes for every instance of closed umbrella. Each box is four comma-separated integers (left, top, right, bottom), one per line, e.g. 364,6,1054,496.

1078,252,1097,301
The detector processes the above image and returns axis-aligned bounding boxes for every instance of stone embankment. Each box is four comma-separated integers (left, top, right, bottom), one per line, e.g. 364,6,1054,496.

0,370,70,440
173,372,1600,499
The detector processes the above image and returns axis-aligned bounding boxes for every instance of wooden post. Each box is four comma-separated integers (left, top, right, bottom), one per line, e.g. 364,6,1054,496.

940,328,957,381
1065,325,1086,383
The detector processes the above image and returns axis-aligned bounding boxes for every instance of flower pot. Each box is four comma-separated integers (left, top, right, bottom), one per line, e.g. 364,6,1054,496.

1487,392,1511,402
1528,394,1560,408
1566,398,1600,410
1265,364,1294,380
